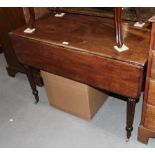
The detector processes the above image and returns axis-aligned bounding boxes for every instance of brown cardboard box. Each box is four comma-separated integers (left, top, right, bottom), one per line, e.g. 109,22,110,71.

41,71,108,120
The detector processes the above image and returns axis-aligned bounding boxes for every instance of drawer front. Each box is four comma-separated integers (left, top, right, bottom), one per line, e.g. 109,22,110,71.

144,105,155,131
151,52,155,79
10,35,143,98
148,79,155,106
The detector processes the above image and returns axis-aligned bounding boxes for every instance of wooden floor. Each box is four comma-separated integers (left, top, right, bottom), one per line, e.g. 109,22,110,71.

12,13,151,66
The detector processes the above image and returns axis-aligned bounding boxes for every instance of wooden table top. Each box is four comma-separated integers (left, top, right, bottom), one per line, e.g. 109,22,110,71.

11,13,151,67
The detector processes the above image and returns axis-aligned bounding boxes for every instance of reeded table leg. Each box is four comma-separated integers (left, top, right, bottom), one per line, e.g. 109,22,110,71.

126,98,137,140
25,65,39,103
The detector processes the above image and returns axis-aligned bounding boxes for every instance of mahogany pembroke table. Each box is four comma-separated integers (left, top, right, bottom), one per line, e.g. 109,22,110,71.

9,8,150,140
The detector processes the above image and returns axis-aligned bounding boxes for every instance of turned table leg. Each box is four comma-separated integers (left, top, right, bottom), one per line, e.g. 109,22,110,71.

23,7,35,29
25,65,39,103
126,98,137,140
135,8,143,24
6,66,18,77
114,7,123,48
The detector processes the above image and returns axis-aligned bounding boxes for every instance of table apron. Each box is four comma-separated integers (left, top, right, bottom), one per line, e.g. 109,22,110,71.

11,35,144,98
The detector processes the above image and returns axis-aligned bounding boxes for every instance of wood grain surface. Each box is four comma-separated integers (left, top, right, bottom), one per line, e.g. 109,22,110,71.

10,13,150,66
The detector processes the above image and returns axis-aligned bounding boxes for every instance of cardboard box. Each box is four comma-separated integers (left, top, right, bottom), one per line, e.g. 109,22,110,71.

41,71,108,120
